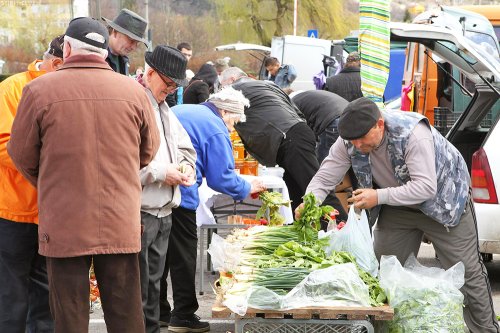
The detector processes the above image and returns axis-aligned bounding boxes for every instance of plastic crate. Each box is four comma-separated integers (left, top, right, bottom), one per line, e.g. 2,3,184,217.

434,107,493,136
236,317,373,333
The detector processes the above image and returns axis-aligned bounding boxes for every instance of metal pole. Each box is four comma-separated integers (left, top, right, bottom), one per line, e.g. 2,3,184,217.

96,0,101,20
145,0,152,50
293,0,298,36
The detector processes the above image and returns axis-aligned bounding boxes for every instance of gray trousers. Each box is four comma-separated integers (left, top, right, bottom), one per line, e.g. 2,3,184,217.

139,213,172,333
374,199,499,333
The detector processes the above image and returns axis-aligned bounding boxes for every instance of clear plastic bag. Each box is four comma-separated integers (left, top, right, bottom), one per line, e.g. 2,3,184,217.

223,263,371,316
320,206,379,276
379,254,465,332
207,233,243,273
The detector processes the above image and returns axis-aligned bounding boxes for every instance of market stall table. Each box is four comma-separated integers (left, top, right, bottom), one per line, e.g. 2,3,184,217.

196,173,293,294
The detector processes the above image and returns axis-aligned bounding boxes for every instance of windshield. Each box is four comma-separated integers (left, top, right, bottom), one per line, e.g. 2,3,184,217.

464,30,500,59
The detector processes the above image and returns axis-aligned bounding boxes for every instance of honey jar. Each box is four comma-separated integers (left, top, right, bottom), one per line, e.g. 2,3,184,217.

234,159,244,174
233,143,245,160
244,159,259,176
230,130,240,142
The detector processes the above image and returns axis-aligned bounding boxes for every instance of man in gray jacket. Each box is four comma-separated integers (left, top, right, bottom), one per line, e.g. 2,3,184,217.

297,97,498,333
139,45,197,333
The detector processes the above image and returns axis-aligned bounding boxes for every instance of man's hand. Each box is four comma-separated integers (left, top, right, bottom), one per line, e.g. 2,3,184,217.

164,164,192,186
250,179,266,194
294,202,305,220
347,188,378,210
179,163,196,185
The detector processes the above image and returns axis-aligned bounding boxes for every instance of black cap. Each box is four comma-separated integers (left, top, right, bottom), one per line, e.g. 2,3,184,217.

145,45,188,87
46,35,65,58
65,17,109,50
338,97,381,140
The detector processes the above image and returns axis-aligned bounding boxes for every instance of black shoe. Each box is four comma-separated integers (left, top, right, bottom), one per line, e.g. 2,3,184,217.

159,313,171,328
168,314,210,333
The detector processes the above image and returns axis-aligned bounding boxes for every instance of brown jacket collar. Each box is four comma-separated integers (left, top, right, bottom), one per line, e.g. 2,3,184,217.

59,54,113,71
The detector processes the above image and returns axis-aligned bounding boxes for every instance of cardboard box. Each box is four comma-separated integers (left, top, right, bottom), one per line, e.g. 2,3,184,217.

335,191,351,214
335,174,352,192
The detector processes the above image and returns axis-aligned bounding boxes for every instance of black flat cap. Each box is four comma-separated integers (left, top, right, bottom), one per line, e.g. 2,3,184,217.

338,97,381,140
65,17,109,50
145,45,188,86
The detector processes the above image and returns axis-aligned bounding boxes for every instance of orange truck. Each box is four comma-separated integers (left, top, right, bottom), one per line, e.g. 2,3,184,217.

400,6,500,131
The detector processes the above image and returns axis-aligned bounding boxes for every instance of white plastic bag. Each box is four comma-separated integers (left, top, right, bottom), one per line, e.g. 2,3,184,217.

379,254,465,332
323,206,379,276
223,263,371,316
207,233,243,273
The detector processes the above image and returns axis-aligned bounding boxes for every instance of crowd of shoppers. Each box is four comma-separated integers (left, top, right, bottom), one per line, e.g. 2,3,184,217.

0,7,498,333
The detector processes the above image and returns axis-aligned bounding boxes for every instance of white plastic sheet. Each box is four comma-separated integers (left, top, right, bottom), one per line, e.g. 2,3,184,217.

223,263,371,316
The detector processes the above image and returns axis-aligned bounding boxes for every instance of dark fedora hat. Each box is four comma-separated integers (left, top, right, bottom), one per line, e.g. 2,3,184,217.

102,9,148,46
145,45,188,87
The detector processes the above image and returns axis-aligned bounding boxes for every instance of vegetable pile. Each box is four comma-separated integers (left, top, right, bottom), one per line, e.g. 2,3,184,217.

255,191,291,226
220,222,386,307
380,255,466,332
294,192,336,242
386,287,465,332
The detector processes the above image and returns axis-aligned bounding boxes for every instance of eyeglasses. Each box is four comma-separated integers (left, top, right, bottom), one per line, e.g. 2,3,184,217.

157,72,179,92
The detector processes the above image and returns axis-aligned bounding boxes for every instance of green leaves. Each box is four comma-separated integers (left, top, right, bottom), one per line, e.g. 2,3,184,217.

255,191,291,226
293,193,334,243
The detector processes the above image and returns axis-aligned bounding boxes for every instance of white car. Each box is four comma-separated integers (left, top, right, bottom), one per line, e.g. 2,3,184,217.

390,22,500,261
448,88,500,261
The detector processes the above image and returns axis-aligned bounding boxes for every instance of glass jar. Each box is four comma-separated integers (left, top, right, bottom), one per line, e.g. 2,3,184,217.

234,159,244,174
233,143,245,160
244,159,259,176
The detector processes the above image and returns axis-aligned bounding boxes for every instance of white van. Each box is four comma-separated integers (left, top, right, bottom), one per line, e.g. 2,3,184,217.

216,35,342,91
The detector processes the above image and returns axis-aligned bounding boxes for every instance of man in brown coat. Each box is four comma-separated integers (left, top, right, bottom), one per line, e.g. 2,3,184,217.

8,17,160,333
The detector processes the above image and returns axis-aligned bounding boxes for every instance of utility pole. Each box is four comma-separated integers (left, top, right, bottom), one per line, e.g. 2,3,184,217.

145,0,152,50
293,0,298,36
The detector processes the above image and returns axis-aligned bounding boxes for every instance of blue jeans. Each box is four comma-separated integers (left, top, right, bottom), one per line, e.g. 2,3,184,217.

0,218,53,333
316,117,340,163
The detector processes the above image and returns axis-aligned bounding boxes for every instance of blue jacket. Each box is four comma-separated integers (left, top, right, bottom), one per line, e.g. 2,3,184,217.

172,102,251,210
270,64,297,89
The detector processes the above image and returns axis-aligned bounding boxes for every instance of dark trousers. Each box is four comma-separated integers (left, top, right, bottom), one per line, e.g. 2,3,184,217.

375,199,499,333
0,218,53,333
160,207,199,319
276,122,320,212
316,117,340,164
139,213,172,333
277,122,346,217
46,253,144,333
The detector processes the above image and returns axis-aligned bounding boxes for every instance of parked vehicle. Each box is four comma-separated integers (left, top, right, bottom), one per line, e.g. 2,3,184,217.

216,35,405,101
460,5,500,43
391,21,500,261
401,6,500,128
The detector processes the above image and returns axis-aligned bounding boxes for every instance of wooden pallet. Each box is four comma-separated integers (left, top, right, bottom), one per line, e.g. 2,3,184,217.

212,304,394,321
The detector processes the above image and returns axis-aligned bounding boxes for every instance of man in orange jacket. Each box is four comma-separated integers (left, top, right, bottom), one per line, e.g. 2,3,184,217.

0,35,64,333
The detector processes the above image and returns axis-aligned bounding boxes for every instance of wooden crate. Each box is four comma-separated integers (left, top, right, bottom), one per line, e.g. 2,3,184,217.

212,304,394,321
